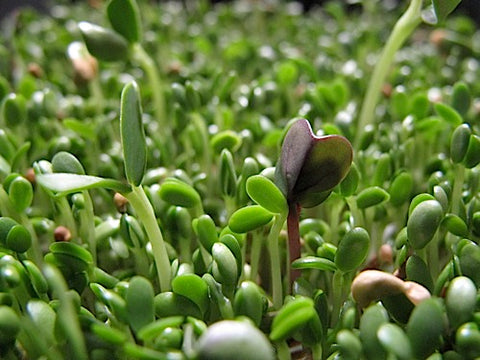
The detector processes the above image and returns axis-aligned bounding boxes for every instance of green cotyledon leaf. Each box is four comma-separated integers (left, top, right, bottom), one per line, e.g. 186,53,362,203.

36,173,131,196
246,175,287,214
78,22,129,62
107,0,142,43
120,81,146,186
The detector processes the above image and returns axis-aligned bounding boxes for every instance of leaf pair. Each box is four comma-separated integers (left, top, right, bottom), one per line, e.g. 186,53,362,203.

275,119,352,208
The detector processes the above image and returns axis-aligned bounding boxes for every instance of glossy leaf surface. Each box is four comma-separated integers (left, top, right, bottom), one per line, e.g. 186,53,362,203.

275,119,352,208
120,81,146,186
246,175,287,214
335,227,370,272
407,199,443,249
228,205,273,233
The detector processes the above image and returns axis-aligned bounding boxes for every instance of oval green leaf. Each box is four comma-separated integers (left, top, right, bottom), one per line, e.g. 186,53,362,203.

406,298,445,359
159,178,201,208
78,21,129,62
107,0,142,43
356,186,390,209
228,205,273,233
407,200,443,249
172,273,208,315
450,124,471,164
291,256,336,272
446,276,477,329
335,227,370,272
270,296,316,342
377,323,412,360
126,276,155,334
120,81,146,186
246,175,287,214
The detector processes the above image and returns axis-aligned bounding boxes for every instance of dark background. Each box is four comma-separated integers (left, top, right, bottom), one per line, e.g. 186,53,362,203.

0,0,478,23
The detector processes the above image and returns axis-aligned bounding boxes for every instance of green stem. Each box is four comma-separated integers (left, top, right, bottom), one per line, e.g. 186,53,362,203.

346,196,364,228
132,43,166,125
268,211,287,310
178,236,191,263
79,191,96,265
128,229,150,278
326,197,346,245
89,76,104,115
311,343,323,360
427,232,440,279
451,163,465,215
249,231,262,281
331,271,344,327
275,341,291,360
132,43,173,161
354,0,423,150
55,197,78,239
125,185,171,292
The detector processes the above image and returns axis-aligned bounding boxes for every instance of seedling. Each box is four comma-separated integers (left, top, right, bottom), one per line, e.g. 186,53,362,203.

275,118,352,282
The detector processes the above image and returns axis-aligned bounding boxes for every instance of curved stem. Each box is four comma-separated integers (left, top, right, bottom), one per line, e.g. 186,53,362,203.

132,43,166,126
132,43,173,162
354,0,423,150
125,185,171,292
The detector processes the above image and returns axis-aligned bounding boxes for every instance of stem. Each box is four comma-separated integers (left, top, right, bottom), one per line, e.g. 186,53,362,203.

331,271,344,327
450,163,465,215
311,343,323,360
249,231,262,281
354,0,423,150
427,232,440,278
126,223,150,278
287,203,302,286
178,236,191,263
275,341,291,360
89,76,104,115
125,185,171,292
268,211,287,309
55,197,79,239
79,191,96,265
132,43,172,161
345,196,364,229
132,44,166,125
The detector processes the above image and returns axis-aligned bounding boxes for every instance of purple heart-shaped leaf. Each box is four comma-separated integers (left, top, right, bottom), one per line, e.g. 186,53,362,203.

275,119,353,208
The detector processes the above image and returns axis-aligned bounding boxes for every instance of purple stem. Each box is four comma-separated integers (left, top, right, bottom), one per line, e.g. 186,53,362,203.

287,202,302,285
